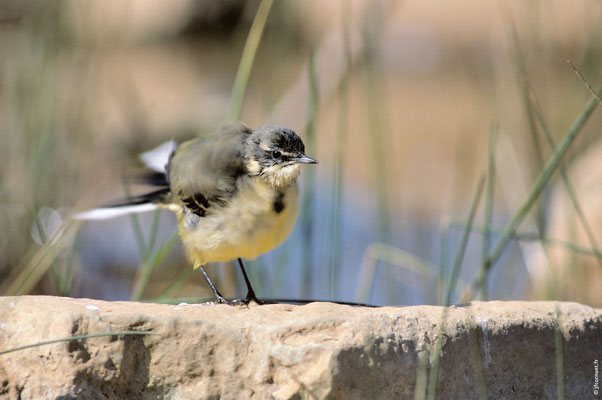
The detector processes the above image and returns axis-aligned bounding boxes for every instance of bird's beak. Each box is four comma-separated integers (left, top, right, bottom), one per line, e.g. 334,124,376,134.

293,154,318,164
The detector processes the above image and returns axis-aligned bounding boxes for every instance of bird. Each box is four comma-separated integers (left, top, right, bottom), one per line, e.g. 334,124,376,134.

76,123,317,305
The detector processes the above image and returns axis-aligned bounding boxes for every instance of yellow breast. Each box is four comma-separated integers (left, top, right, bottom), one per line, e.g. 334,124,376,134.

176,176,300,267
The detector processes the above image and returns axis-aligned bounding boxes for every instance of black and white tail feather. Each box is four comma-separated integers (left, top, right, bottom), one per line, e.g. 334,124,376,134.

75,141,177,220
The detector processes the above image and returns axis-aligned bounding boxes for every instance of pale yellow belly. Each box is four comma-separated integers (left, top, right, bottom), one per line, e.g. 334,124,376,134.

176,179,299,267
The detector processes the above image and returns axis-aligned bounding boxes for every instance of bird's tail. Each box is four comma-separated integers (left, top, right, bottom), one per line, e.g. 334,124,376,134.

74,188,170,220
75,141,176,221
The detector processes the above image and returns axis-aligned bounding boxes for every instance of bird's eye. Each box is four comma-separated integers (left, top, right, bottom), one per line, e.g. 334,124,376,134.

271,150,281,159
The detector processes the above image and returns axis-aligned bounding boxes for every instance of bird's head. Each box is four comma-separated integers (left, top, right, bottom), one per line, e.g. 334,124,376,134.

243,125,317,187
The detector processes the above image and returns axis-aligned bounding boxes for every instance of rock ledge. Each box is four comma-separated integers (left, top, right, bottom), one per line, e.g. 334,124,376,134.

0,296,600,399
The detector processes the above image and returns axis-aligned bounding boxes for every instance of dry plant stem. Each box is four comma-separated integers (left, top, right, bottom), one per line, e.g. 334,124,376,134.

463,86,602,303
567,59,602,103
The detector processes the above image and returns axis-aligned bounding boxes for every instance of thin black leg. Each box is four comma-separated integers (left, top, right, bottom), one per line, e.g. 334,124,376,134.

198,265,235,305
237,258,263,304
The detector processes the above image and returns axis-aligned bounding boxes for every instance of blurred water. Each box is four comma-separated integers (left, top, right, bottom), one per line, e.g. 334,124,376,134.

75,175,530,306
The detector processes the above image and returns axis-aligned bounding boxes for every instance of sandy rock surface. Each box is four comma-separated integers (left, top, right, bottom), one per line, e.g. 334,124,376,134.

0,296,600,399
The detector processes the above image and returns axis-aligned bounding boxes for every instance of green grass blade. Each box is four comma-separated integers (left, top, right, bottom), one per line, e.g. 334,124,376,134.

361,3,396,303
444,176,485,306
507,23,546,233
464,86,602,302
438,218,450,305
300,50,318,298
0,331,153,356
4,219,81,296
413,349,429,400
147,209,161,251
449,220,602,259
355,242,438,304
155,267,195,301
58,235,79,296
509,40,602,272
120,178,150,258
361,3,392,243
329,1,352,299
427,310,448,400
32,210,62,293
481,124,497,300
526,79,602,270
131,229,180,301
555,311,565,400
469,326,489,400
228,0,274,121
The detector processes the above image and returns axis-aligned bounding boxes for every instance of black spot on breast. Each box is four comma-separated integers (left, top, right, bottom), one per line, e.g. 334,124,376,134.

273,191,285,214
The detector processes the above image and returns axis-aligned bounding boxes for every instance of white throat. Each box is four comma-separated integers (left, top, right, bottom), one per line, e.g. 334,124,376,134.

262,164,301,188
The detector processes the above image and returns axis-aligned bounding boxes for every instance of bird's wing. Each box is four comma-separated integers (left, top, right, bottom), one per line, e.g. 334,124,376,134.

169,123,251,216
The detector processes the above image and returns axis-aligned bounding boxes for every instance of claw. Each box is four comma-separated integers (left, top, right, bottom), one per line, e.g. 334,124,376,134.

237,258,267,305
214,293,234,306
244,291,264,305
214,295,250,307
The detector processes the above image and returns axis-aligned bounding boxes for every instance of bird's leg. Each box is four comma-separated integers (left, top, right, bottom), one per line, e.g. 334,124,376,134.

198,265,236,305
237,258,263,305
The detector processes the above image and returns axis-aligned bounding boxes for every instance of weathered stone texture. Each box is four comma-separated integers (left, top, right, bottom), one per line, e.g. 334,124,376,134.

0,296,600,399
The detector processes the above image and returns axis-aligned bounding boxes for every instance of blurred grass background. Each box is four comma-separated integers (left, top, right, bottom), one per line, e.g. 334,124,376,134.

1,0,602,308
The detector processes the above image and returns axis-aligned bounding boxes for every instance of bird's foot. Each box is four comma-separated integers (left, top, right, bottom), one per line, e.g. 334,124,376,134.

214,294,271,307
243,290,268,305
214,293,256,307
